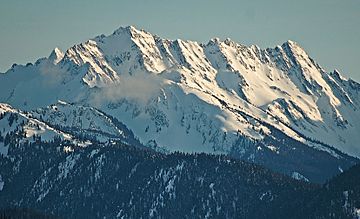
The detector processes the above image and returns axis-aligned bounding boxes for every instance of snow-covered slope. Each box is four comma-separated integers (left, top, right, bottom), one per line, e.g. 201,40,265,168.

32,101,144,148
0,101,144,158
0,26,359,180
0,103,90,157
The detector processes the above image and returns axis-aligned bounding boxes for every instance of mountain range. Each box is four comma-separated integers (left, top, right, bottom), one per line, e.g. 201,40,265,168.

0,25,360,218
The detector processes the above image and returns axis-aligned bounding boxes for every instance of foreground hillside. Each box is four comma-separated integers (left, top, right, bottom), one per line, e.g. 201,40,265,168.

302,163,360,218
0,138,316,219
1,137,360,218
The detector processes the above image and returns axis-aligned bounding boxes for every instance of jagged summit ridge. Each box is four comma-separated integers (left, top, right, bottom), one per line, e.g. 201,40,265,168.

45,26,320,89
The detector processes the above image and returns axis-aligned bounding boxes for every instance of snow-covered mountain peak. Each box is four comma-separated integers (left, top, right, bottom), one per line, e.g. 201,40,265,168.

222,38,242,49
59,38,120,87
208,37,221,45
280,40,313,66
48,47,64,64
283,39,298,47
112,25,139,35
330,69,348,81
109,25,157,44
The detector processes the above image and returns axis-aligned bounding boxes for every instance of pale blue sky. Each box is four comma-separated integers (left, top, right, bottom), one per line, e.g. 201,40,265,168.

0,0,359,80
